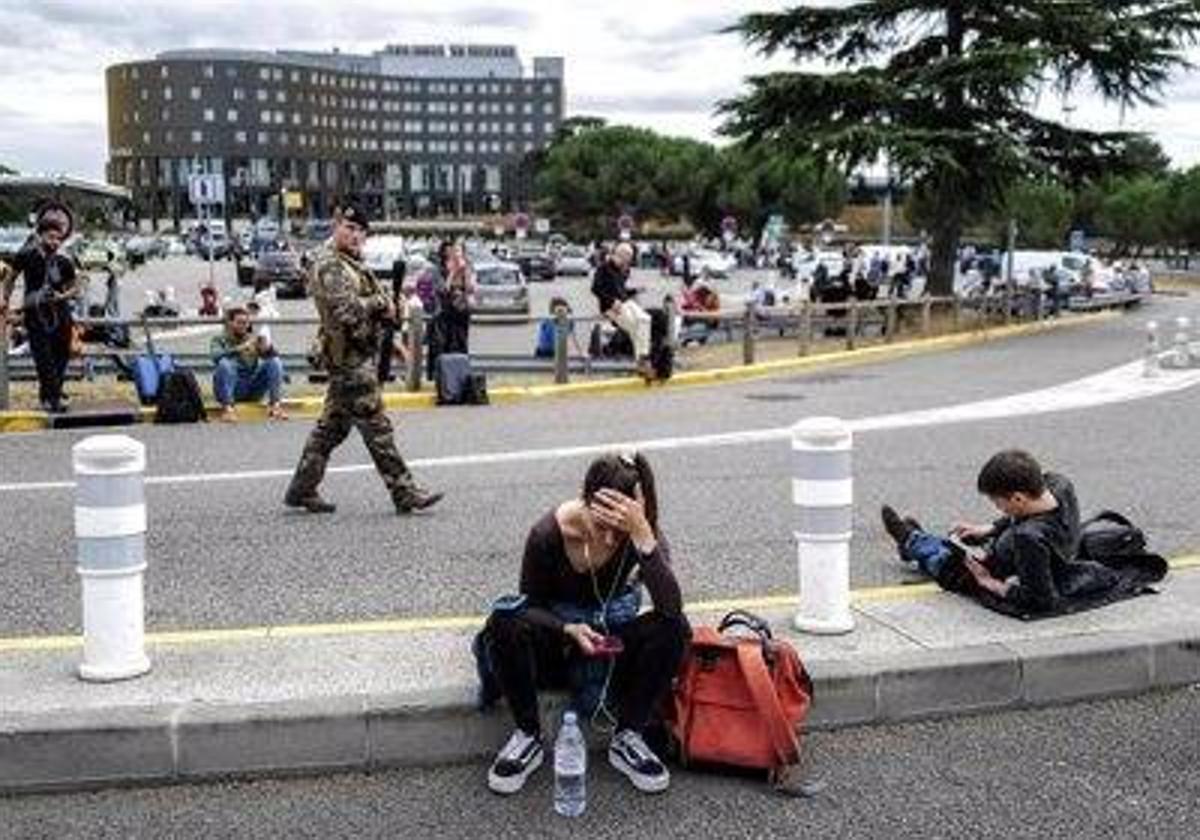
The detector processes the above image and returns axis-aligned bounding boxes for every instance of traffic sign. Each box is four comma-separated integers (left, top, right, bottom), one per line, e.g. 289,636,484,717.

188,174,224,206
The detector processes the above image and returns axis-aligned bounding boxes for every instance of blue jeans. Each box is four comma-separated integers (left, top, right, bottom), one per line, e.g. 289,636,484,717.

901,530,961,578
213,357,284,407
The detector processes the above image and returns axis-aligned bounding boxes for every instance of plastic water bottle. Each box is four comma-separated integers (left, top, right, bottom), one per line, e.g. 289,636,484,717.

553,710,586,817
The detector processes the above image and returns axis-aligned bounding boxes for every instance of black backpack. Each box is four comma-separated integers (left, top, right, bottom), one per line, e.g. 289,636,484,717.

1077,511,1147,562
155,369,208,424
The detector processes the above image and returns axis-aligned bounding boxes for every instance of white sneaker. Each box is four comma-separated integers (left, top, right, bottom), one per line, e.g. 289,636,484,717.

609,729,670,793
487,728,544,795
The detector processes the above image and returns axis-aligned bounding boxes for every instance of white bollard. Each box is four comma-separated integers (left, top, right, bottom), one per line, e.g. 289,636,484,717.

792,417,855,635
1143,321,1161,378
72,435,151,682
1173,316,1192,368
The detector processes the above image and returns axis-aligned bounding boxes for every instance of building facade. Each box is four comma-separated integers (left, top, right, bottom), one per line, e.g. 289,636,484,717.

105,45,565,228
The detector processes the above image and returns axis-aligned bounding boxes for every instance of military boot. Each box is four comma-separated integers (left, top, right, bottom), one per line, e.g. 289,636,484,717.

393,481,444,514
284,488,337,514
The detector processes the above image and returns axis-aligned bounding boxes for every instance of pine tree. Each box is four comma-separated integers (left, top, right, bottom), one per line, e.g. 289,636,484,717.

720,2,1200,295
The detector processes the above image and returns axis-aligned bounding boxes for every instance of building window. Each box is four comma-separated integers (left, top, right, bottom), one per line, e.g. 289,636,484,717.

160,107,170,121
273,110,284,123
462,82,474,95
203,108,214,122
225,66,238,79
292,112,301,125
505,103,515,115
163,85,172,100
290,70,299,83
259,67,270,80
160,65,169,78
203,65,214,79
543,102,554,115
523,141,534,152
523,102,533,115
233,87,245,101
276,90,287,103
130,66,139,79
190,86,202,100
165,130,174,143
191,129,203,143
463,102,474,115
227,108,238,122
257,89,268,102
542,82,555,95
464,140,475,153
260,109,271,123
543,121,555,134
522,121,533,134
257,131,268,144
142,131,151,144
235,130,247,144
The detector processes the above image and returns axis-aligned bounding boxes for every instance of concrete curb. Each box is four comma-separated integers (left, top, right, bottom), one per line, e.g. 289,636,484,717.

0,311,1115,433
3,618,1197,794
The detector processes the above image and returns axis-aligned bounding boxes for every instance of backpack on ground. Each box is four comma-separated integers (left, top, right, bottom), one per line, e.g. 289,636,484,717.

154,369,207,424
131,353,175,405
666,610,813,789
647,306,674,380
436,352,473,405
465,371,489,405
1078,511,1148,562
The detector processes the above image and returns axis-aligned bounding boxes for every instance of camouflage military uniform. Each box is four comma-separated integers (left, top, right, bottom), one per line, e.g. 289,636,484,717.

286,244,425,509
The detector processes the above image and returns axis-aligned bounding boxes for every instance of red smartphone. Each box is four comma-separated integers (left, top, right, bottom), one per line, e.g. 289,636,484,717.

589,636,625,657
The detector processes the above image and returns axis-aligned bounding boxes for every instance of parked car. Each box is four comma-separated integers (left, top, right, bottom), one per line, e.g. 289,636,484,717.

673,248,737,279
471,260,529,315
254,240,305,298
160,234,188,257
512,245,556,282
363,234,407,279
302,218,334,242
555,245,592,277
0,227,32,261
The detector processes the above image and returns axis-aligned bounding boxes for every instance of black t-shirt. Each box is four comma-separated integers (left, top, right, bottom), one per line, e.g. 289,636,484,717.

517,509,682,632
988,472,1085,612
9,244,77,320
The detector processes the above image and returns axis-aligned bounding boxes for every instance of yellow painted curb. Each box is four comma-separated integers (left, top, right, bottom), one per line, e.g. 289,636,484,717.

3,551,1193,655
0,311,1117,432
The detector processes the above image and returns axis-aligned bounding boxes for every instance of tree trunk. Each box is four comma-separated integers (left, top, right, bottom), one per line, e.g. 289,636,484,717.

928,221,961,297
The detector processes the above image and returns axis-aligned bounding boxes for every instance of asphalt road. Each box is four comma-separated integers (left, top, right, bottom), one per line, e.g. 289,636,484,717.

1,291,1197,636
3,688,1198,839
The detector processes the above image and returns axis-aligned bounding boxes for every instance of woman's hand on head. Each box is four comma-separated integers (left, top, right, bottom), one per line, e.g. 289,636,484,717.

591,486,656,553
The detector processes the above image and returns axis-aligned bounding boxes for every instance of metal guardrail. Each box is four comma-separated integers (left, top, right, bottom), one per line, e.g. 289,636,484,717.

0,288,1146,409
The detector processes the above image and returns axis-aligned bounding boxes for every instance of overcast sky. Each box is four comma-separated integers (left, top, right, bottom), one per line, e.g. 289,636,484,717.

2,0,1200,180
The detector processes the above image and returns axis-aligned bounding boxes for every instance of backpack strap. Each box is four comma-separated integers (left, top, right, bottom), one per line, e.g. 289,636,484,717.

1082,510,1135,530
735,642,800,768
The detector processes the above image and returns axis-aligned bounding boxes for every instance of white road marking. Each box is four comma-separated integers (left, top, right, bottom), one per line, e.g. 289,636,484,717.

1,360,1198,495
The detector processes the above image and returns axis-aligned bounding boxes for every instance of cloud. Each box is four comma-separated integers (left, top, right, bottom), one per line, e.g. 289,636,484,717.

574,90,727,115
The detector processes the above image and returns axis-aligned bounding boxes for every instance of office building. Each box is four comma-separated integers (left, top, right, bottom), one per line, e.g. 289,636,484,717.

105,44,565,227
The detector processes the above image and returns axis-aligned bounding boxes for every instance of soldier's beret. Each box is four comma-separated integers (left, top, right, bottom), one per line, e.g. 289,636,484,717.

334,198,372,232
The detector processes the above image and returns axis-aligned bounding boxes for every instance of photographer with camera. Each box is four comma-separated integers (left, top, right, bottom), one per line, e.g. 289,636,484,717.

478,451,688,796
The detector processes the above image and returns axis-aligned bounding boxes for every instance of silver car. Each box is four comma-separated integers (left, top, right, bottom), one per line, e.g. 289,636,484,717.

472,260,529,315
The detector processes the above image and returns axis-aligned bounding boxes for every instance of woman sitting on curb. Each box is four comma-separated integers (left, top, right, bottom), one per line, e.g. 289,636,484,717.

477,451,689,796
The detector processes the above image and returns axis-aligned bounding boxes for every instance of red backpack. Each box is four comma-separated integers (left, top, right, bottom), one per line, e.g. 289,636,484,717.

667,611,813,786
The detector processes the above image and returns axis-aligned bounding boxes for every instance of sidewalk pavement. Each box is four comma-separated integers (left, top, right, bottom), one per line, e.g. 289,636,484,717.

3,559,1197,794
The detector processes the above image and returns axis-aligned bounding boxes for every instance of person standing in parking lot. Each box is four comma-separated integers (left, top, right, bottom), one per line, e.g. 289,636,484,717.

284,199,443,516
0,200,79,413
591,242,653,379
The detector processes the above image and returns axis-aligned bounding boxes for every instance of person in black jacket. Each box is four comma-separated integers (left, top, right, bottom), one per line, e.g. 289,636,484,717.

479,452,688,796
591,242,653,378
0,201,79,413
881,450,1133,617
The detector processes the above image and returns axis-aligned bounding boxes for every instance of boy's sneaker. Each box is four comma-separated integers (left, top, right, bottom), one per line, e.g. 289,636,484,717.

609,729,670,793
881,505,915,547
487,728,543,795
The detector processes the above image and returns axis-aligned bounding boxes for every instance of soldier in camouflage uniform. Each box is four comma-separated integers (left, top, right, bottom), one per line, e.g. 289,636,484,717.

284,200,443,514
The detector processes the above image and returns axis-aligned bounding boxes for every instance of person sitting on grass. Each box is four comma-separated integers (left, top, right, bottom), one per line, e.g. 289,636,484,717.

209,304,287,422
880,449,1164,618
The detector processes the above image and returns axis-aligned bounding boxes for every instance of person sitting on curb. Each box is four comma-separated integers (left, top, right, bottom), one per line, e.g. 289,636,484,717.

591,242,654,380
476,451,689,796
209,304,287,422
880,449,1164,619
